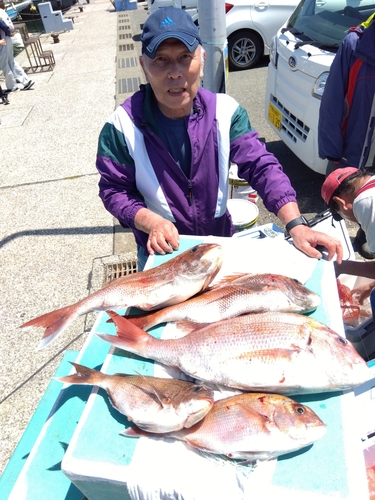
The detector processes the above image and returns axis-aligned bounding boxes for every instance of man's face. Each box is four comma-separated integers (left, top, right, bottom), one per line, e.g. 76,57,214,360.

332,196,356,223
140,39,205,119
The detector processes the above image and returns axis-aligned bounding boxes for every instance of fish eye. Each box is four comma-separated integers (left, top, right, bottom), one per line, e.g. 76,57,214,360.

296,406,305,414
193,385,203,392
192,246,198,253
292,278,301,284
338,337,347,345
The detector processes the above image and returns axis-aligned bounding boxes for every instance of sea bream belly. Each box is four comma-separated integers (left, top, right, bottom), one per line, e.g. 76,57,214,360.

98,311,370,395
20,243,223,350
124,273,321,332
123,392,327,461
57,362,214,433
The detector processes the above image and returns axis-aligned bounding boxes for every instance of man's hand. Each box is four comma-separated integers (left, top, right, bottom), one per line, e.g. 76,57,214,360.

146,221,180,256
289,224,343,264
277,203,343,263
134,208,180,256
352,280,375,305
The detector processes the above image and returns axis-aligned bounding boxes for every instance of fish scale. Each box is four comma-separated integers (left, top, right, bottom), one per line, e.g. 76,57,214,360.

98,310,370,395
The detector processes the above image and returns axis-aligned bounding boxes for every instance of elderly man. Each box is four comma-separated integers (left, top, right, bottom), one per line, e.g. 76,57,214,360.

0,0,34,92
96,6,342,270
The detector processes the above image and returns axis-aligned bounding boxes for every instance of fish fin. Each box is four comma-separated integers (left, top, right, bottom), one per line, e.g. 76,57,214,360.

234,403,272,432
171,321,208,334
106,311,154,329
207,273,249,290
106,311,154,330
21,304,79,350
56,362,102,385
120,426,149,438
184,404,271,452
131,370,171,407
97,311,150,353
243,348,301,362
183,437,208,450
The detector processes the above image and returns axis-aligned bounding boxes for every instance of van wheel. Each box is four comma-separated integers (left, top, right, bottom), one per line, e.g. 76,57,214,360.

228,30,262,70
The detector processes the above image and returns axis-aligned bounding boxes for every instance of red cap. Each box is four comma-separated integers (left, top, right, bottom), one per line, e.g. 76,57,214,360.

321,167,358,205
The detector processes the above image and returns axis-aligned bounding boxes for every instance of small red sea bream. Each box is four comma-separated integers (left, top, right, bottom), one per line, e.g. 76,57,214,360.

123,392,327,461
98,310,370,395
123,273,321,332
20,243,223,350
57,362,214,433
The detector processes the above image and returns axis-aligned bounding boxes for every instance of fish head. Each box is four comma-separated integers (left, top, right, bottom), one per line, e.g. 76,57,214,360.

176,244,224,291
307,318,370,389
174,383,215,428
271,395,327,445
271,275,321,313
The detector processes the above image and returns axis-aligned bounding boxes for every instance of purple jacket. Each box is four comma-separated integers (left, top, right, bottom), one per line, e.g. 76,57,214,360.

96,85,296,251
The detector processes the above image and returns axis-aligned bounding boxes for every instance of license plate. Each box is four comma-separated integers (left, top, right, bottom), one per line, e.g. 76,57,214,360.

268,102,282,131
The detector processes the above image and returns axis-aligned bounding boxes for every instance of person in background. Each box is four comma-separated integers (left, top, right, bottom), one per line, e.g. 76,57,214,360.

0,80,9,104
0,0,34,92
318,13,375,258
318,14,375,175
321,167,375,302
96,7,342,271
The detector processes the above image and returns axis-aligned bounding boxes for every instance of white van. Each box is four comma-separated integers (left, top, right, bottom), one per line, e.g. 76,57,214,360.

265,0,375,175
146,0,199,23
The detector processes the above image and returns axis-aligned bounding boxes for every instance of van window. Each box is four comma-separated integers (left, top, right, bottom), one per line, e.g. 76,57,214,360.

285,0,375,48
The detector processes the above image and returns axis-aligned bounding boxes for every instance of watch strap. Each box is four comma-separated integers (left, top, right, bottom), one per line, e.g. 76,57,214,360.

285,216,309,236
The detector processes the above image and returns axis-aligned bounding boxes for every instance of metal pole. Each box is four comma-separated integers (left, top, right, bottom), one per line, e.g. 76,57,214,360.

197,0,227,93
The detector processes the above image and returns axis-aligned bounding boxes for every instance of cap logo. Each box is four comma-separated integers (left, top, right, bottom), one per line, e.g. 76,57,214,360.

160,16,176,29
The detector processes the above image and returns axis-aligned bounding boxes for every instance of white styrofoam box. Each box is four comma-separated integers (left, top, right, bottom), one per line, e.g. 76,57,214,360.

353,360,375,440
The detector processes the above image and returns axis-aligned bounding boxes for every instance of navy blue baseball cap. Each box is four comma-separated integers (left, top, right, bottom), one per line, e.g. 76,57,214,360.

141,7,201,59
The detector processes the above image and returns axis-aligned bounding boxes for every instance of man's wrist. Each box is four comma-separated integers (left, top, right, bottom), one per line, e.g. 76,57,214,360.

285,216,309,236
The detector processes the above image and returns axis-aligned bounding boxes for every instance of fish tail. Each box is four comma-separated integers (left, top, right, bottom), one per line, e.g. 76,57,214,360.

56,362,104,386
20,304,79,350
126,314,157,331
107,312,156,332
97,311,151,354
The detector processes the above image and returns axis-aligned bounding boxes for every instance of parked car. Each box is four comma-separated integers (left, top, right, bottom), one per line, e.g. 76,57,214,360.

226,0,299,70
146,0,299,70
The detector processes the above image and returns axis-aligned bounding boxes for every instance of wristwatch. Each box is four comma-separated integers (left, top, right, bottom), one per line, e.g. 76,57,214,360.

285,216,309,237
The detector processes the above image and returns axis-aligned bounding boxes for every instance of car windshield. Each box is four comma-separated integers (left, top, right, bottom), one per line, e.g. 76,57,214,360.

285,0,375,48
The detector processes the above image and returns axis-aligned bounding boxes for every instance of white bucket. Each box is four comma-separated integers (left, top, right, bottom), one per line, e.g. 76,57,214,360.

227,198,259,231
229,164,258,203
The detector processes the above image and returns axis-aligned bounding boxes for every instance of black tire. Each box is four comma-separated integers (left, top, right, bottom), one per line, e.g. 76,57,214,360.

228,30,263,71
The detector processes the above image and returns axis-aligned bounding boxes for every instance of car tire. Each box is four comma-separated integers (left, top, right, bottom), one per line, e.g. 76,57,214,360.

228,30,262,70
